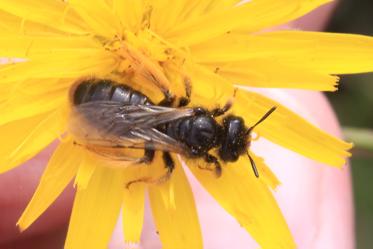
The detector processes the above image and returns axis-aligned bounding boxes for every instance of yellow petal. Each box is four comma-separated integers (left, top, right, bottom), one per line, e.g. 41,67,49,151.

120,160,153,244
0,10,22,34
17,139,81,231
0,0,87,35
74,154,97,190
0,110,66,173
149,0,220,34
0,50,117,83
149,154,203,249
193,31,373,75
0,10,57,35
258,31,373,74
0,85,10,104
161,0,240,34
251,152,280,190
210,59,339,91
122,181,145,244
167,2,253,46
0,83,66,126
235,0,333,33
192,33,312,63
166,0,331,46
68,0,121,38
189,156,296,249
65,166,124,249
112,0,144,32
205,0,241,11
234,90,352,167
185,63,235,109
149,0,172,33
169,0,209,24
0,35,100,58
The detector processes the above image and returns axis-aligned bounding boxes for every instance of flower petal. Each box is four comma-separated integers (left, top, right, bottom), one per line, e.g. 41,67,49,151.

112,0,145,32
166,0,331,46
189,156,296,249
167,0,213,24
0,80,67,126
0,50,117,82
258,31,373,74
234,90,352,167
0,110,65,174
0,0,87,35
210,59,339,91
193,31,373,74
0,10,57,35
68,0,121,38
65,166,124,249
185,63,235,109
17,139,81,231
149,154,203,249
236,0,333,33
0,35,100,58
118,152,151,243
149,0,236,34
122,181,145,244
250,152,281,190
149,0,175,33
74,154,97,190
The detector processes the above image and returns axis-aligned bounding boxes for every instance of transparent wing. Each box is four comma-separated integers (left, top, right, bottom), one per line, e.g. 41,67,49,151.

75,101,194,130
125,127,189,154
69,101,194,155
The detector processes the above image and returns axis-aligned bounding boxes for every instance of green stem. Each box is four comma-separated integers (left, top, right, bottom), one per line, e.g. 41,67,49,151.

343,127,373,151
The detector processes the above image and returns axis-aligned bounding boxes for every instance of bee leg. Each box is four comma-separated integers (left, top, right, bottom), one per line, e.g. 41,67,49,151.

178,77,192,107
210,88,237,117
204,154,222,177
126,151,175,189
137,147,155,164
125,154,154,189
125,149,155,189
155,152,175,183
197,164,214,172
125,177,153,189
159,76,192,107
210,103,232,117
158,91,175,107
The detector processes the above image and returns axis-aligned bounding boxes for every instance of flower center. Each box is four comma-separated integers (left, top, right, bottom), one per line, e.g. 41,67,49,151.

101,29,190,101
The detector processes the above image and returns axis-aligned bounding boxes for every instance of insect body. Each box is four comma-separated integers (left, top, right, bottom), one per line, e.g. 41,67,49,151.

69,78,276,184
73,78,153,106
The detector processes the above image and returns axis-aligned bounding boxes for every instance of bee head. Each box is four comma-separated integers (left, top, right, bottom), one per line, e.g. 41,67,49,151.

218,107,277,164
218,115,248,162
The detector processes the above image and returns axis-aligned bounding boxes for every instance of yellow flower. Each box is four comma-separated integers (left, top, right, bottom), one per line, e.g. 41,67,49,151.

0,0,372,248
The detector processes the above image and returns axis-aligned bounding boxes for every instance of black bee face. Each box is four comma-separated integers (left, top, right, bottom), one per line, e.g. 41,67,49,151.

218,115,248,162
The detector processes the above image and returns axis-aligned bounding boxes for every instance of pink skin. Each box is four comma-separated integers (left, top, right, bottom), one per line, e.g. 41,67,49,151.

0,2,354,249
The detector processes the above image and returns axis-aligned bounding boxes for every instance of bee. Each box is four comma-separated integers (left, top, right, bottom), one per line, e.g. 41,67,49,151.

69,78,276,186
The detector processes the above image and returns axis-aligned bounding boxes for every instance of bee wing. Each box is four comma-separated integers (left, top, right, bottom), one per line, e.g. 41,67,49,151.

69,101,194,155
74,101,194,129
123,127,190,154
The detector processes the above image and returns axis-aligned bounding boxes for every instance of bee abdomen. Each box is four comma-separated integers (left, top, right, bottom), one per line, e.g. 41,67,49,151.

73,79,152,106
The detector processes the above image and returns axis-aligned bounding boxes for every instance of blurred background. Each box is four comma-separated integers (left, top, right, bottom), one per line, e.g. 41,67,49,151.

326,1,373,248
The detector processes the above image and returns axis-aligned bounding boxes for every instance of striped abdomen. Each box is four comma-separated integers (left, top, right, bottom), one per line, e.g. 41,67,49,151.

72,78,153,106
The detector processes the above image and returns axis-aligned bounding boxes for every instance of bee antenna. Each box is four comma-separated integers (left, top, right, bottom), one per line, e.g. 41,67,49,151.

246,106,277,135
246,151,259,178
